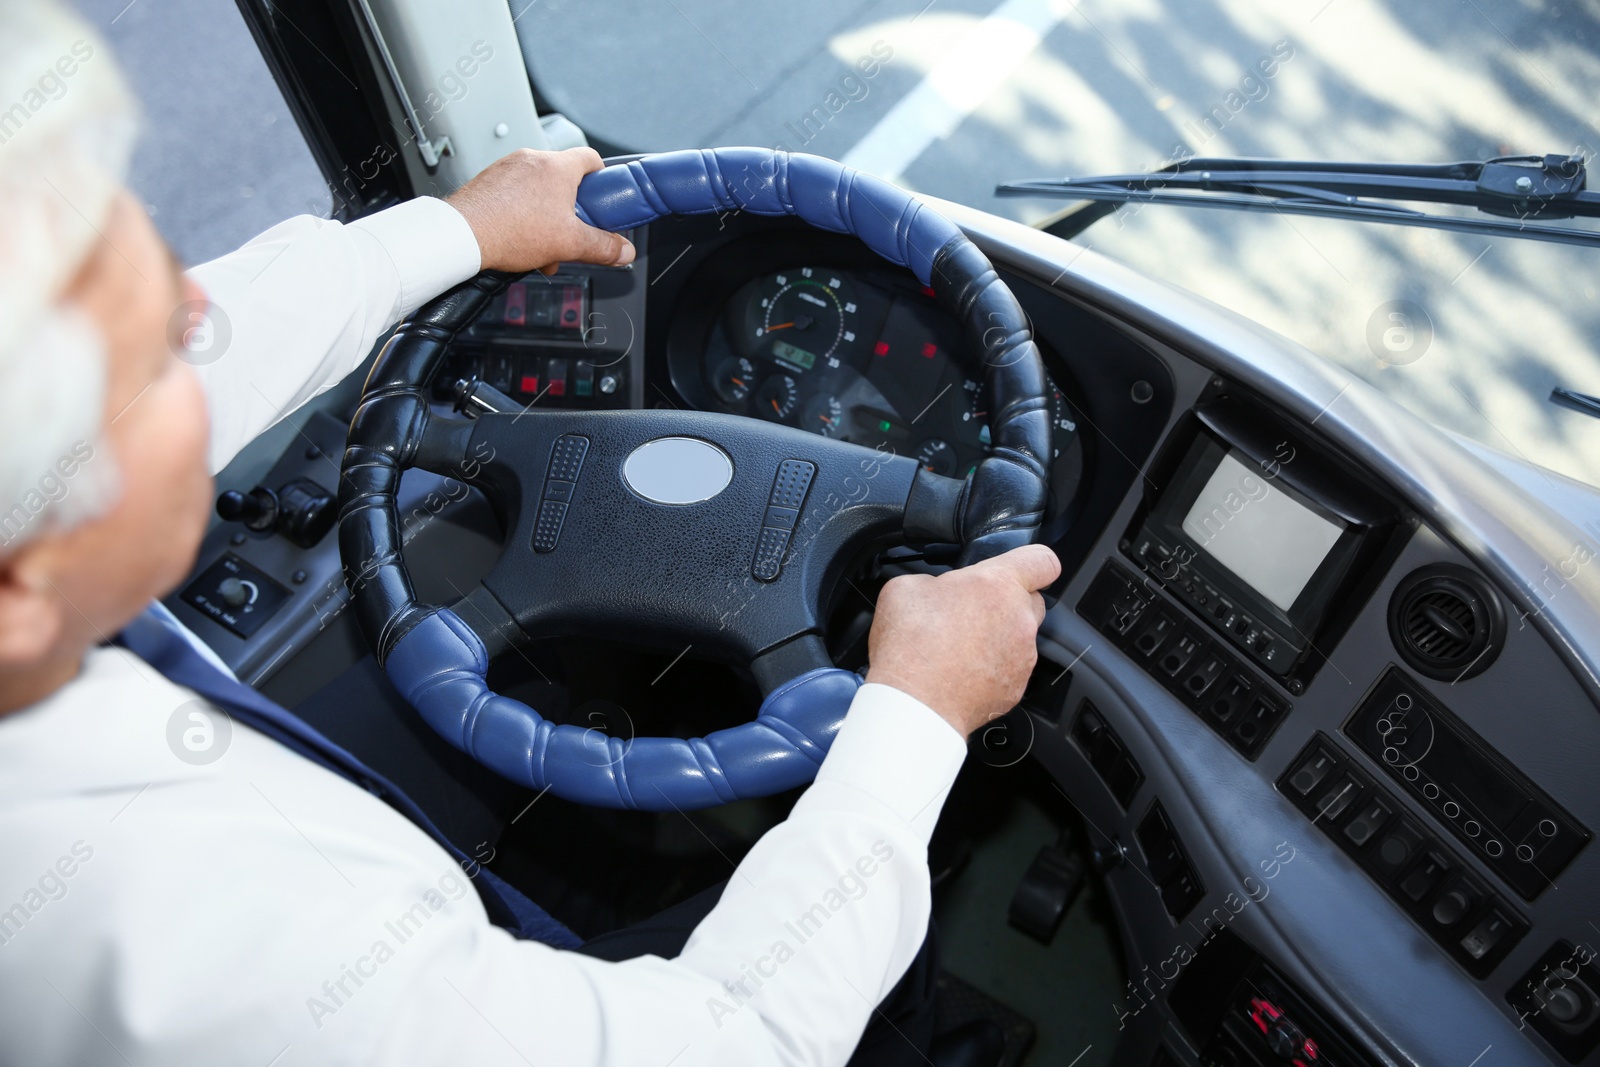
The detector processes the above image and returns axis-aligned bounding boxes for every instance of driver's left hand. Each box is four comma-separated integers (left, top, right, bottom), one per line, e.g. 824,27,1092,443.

446,147,637,275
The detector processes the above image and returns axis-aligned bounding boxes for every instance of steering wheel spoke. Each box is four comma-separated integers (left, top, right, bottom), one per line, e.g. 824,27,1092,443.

902,466,968,546
750,634,837,695
407,411,477,478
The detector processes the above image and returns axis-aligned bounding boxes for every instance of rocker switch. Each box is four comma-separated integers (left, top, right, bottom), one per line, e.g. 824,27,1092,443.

533,435,589,553
751,460,815,581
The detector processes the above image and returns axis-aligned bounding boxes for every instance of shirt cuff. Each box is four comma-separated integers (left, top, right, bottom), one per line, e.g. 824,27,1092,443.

346,196,482,317
799,682,969,844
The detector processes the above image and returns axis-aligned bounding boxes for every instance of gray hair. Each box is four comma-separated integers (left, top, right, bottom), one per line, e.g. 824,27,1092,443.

0,1,137,553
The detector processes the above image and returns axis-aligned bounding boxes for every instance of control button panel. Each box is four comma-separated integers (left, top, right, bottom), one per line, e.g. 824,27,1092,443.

1078,560,1290,760
180,553,292,639
1070,700,1144,810
1344,666,1590,901
1131,533,1298,675
1136,802,1204,921
1170,928,1379,1067
1278,733,1527,978
436,265,630,411
455,350,623,409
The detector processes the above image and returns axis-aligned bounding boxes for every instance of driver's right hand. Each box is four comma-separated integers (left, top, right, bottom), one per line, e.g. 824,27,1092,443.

864,544,1062,738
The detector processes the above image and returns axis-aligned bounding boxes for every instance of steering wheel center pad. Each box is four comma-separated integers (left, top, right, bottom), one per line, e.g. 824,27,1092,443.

347,148,1053,810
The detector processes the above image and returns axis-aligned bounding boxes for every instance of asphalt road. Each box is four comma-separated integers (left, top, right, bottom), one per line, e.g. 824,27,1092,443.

82,0,1600,488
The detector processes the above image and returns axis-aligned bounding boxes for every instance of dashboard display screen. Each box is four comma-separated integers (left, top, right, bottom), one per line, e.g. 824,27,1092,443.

1181,451,1343,611
771,339,816,372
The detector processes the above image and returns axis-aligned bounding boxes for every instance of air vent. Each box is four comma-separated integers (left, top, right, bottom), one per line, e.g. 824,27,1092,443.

1387,564,1505,681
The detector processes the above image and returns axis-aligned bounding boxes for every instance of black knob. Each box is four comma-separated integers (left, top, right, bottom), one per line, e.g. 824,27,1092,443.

1267,1019,1306,1059
1089,837,1127,875
218,577,250,608
1545,986,1587,1024
216,487,278,532
1431,888,1474,927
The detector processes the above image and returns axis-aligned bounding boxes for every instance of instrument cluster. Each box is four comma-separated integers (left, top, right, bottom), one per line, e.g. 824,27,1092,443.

695,264,1087,528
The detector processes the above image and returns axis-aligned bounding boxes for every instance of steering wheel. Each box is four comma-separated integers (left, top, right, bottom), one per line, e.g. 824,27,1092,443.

338,148,1052,811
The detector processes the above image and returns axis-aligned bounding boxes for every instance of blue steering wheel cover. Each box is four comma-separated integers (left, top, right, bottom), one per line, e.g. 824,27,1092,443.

386,609,864,810
380,149,964,810
575,148,964,288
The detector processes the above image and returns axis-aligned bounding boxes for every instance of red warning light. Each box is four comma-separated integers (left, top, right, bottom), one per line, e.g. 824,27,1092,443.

874,340,890,357
920,342,938,359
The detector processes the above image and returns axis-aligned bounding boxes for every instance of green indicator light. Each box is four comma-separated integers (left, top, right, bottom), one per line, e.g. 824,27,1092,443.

879,420,892,433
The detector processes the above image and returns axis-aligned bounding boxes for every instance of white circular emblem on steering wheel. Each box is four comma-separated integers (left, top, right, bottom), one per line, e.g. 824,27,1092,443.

622,436,734,505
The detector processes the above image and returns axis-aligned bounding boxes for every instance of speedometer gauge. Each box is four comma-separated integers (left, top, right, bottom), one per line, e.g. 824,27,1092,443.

742,268,864,370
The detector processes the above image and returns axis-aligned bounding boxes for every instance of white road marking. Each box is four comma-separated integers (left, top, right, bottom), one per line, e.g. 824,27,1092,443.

840,0,1070,181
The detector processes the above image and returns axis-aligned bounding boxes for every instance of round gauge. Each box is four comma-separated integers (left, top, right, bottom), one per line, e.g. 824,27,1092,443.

958,379,1081,454
800,393,845,437
744,268,862,370
711,356,755,406
754,374,799,421
915,438,956,475
956,376,1087,531
956,376,991,449
1049,384,1078,444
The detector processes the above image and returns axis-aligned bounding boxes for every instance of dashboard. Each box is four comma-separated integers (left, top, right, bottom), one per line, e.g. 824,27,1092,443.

175,203,1600,1067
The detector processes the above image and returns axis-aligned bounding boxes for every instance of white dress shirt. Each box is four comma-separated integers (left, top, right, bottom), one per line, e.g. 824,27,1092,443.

0,198,971,1066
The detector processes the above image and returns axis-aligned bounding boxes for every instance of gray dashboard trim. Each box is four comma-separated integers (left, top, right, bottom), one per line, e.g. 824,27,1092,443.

931,196,1600,710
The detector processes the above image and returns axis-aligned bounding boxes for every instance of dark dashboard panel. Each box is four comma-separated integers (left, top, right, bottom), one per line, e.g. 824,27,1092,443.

668,236,1086,530
1344,668,1590,900
643,214,1177,578
432,231,648,412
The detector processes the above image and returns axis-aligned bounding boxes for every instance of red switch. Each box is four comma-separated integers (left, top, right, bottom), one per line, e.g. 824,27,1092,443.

520,375,539,394
505,282,527,326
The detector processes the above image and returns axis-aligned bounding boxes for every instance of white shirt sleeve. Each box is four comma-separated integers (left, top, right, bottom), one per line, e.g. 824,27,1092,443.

184,196,482,474
365,682,970,1067
0,661,968,1067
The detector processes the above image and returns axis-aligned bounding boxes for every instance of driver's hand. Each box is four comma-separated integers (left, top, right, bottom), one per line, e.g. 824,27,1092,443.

446,147,636,275
865,544,1062,739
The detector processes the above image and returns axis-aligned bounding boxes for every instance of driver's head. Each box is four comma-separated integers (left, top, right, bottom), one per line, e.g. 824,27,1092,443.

0,1,213,696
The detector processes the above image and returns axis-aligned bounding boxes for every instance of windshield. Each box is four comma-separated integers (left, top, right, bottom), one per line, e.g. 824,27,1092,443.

516,0,1600,488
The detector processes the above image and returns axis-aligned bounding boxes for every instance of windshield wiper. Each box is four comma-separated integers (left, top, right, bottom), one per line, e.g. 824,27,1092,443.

998,153,1600,247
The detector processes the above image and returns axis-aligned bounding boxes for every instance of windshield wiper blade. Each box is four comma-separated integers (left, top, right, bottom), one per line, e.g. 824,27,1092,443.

998,153,1600,247
1550,387,1600,421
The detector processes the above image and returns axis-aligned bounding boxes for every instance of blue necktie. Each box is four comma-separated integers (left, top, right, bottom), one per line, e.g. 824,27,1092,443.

114,605,581,949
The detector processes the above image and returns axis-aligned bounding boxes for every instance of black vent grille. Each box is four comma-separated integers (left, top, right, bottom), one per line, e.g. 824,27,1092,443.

1388,565,1504,681
1405,588,1475,660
